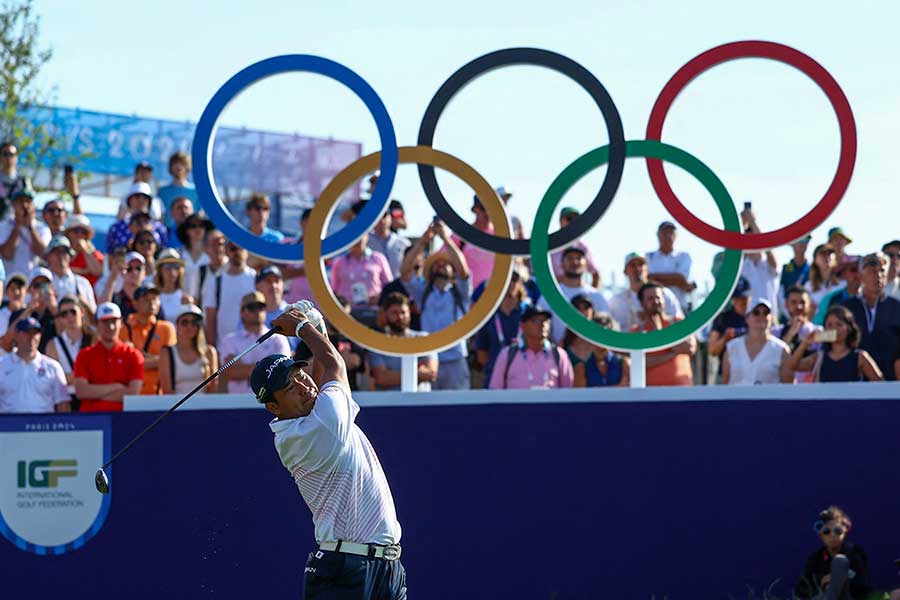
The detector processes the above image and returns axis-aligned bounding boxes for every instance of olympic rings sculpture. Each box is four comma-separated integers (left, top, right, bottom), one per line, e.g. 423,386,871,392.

193,41,856,354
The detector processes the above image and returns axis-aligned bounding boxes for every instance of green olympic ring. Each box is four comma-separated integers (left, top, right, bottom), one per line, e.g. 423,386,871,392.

530,139,743,352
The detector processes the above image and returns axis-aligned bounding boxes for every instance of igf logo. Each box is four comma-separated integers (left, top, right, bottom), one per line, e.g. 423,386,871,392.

17,460,78,488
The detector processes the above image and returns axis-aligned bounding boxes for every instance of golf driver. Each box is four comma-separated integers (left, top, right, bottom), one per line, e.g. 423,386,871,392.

94,328,280,494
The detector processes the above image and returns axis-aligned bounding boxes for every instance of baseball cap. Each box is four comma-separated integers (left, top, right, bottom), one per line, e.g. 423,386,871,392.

520,306,553,322
790,234,812,245
560,206,580,219
174,304,203,321
28,266,53,285
388,199,404,216
64,214,94,235
12,179,35,201
749,298,772,313
6,273,27,287
658,220,677,232
125,251,146,265
45,234,75,257
96,302,122,321
827,226,852,243
241,291,266,308
135,160,153,171
623,252,647,267
127,181,153,200
250,354,310,404
495,186,512,199
732,276,751,298
859,252,887,270
134,283,160,300
561,246,586,259
836,254,861,272
129,211,152,223
15,317,42,333
256,265,283,283
570,294,592,310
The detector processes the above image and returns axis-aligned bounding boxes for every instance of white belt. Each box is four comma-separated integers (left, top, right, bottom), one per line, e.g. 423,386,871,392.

319,540,402,561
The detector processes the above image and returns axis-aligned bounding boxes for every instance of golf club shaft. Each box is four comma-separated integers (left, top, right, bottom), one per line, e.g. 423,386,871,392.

100,328,280,470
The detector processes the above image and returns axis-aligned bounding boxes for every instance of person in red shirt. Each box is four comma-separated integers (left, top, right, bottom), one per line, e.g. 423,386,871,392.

74,302,144,412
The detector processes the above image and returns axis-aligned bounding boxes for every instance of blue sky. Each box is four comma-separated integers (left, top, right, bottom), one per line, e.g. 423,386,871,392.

32,0,899,291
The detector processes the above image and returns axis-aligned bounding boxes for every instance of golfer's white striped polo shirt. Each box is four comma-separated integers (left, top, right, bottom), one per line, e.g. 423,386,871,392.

269,381,402,545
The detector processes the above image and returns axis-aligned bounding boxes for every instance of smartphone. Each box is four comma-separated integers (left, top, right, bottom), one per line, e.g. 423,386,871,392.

743,201,752,211
814,330,837,343
64,164,74,176
432,215,440,224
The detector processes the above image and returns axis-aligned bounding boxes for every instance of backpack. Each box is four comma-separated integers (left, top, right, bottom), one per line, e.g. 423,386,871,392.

502,342,561,389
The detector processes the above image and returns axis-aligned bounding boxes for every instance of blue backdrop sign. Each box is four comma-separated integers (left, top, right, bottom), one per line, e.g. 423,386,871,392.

22,104,362,199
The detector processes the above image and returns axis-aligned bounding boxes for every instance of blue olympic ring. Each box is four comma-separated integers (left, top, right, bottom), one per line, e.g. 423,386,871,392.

191,54,398,261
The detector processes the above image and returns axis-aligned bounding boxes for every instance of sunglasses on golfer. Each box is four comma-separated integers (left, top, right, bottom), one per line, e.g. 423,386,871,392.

820,526,845,537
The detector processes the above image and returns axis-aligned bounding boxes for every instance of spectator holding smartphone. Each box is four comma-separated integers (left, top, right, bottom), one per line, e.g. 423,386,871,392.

786,306,883,382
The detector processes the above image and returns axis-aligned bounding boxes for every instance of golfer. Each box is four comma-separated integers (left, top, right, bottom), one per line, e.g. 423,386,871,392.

251,305,406,599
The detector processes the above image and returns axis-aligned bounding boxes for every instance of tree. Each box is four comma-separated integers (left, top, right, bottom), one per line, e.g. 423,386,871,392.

0,0,58,180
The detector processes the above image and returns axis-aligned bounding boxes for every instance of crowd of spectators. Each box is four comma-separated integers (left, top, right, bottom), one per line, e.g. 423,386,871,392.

0,138,899,414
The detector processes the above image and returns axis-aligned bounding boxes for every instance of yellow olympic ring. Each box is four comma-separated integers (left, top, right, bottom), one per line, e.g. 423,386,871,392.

305,146,514,356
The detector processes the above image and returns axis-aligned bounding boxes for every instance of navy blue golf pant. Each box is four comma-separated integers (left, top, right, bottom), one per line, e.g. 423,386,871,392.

302,550,407,599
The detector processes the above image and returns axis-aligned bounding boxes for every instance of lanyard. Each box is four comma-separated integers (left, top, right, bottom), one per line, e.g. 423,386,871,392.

863,301,877,334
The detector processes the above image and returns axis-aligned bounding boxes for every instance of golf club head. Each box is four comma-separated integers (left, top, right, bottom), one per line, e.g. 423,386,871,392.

95,468,110,494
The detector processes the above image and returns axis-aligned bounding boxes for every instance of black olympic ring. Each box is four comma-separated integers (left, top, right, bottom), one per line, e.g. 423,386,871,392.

416,47,627,256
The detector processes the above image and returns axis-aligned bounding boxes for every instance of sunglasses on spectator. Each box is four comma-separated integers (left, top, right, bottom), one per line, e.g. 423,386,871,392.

242,302,266,312
226,245,243,253
750,308,770,317
188,223,205,229
57,309,77,318
821,526,845,537
248,204,269,212
126,265,144,273
71,227,90,235
136,239,155,246
177,318,202,327
1,150,16,157
886,252,900,259
44,206,64,215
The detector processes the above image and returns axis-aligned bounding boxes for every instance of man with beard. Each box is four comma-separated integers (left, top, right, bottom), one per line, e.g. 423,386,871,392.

369,292,438,392
632,282,695,386
400,220,471,390
608,252,683,331
536,246,609,343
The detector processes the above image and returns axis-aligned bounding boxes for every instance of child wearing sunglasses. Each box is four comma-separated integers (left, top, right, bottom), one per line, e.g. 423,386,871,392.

793,506,876,599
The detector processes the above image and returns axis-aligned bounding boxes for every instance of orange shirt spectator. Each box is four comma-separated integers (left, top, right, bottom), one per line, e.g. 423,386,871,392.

631,282,695,387
118,285,176,394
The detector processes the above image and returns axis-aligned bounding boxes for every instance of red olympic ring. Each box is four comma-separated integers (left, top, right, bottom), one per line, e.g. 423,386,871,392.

645,40,857,250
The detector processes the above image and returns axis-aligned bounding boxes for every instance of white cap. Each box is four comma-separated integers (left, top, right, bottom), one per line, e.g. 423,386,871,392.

127,181,153,199
64,214,93,232
96,302,122,321
28,266,53,285
174,304,203,321
125,251,146,265
495,186,511,199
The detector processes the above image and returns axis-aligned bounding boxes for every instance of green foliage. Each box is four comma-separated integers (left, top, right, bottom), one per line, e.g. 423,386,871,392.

0,0,58,179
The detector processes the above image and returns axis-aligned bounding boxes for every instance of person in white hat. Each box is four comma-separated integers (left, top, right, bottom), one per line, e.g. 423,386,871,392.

158,304,219,395
64,213,104,286
72,302,144,412
105,182,168,254
45,234,97,317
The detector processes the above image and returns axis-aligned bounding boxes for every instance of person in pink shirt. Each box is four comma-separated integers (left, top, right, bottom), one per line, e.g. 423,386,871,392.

488,307,574,389
329,232,393,309
549,207,601,288
450,195,496,291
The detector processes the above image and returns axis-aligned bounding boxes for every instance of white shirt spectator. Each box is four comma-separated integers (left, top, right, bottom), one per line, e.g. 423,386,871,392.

218,325,291,394
159,290,187,322
270,380,402,545
182,252,211,302
537,284,609,343
201,266,257,341
741,256,779,316
0,218,51,276
0,352,69,413
725,336,790,385
52,270,97,315
608,286,684,331
647,249,692,309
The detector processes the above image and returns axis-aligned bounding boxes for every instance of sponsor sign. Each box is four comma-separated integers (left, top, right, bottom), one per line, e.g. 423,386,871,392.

0,415,111,555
